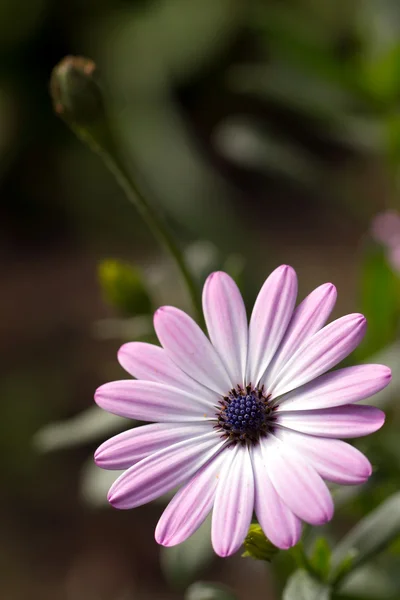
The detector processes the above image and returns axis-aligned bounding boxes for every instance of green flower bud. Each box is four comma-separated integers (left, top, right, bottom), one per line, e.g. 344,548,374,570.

50,55,112,152
185,582,237,600
98,259,152,317
242,523,279,562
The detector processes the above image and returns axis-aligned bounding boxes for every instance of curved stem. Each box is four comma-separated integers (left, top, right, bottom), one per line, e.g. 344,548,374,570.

98,146,204,326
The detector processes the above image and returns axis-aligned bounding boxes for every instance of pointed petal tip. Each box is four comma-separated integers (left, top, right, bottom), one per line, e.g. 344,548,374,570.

374,407,386,430
382,365,392,382
213,544,239,558
93,446,104,466
94,385,106,408
117,342,130,362
322,282,337,296
107,488,121,508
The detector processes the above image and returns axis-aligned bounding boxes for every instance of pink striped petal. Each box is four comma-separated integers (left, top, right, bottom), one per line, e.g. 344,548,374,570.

118,342,218,405
251,444,301,549
277,405,385,438
94,422,211,470
269,314,367,399
212,445,254,557
274,428,372,484
154,306,231,395
202,272,248,387
108,432,224,509
95,380,217,422
261,283,337,388
155,450,227,546
265,435,334,525
276,365,392,411
246,266,298,386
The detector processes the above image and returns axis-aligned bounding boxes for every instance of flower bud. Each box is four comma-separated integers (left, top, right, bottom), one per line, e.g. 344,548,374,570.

242,524,279,562
50,56,112,151
98,259,152,317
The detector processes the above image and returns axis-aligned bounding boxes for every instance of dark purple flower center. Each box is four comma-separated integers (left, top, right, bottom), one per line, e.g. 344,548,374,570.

216,385,275,444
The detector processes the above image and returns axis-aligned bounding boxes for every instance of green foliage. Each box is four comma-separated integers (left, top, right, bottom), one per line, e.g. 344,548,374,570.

185,581,237,600
356,244,400,359
160,516,215,589
33,406,128,452
331,491,400,584
242,523,279,562
98,259,152,317
283,569,331,600
310,537,331,582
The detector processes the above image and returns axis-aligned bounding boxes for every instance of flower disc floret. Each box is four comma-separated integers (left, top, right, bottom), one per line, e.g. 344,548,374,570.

217,385,274,443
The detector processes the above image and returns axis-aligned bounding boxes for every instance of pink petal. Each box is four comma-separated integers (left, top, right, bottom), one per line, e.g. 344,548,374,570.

95,380,217,422
261,283,337,388
154,306,231,395
118,342,218,405
265,435,334,525
274,428,372,484
94,422,212,470
276,365,391,411
246,265,298,386
277,405,385,438
202,272,248,387
108,432,224,509
155,450,227,546
211,445,254,557
251,444,301,549
269,314,367,399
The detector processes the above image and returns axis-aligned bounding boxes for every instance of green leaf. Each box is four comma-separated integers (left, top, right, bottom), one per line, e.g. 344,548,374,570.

160,515,215,589
98,259,152,317
283,569,331,600
356,244,400,360
80,457,123,507
310,538,331,582
331,491,400,582
185,581,237,600
33,406,128,452
339,563,399,599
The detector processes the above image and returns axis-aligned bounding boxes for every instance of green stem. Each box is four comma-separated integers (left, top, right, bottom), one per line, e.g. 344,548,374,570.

291,541,317,576
50,56,203,324
97,144,204,326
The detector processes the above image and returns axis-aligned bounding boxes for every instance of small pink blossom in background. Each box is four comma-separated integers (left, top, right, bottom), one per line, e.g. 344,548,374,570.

94,266,391,557
371,210,400,272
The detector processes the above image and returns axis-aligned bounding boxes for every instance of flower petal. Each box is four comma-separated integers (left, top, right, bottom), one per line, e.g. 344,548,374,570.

251,444,301,549
108,432,224,509
155,450,227,546
118,342,218,404
265,435,334,525
246,265,298,386
261,283,337,388
277,405,385,438
95,380,217,422
275,364,392,411
154,306,231,394
274,428,372,484
212,445,254,557
94,422,212,470
202,271,248,387
269,314,367,399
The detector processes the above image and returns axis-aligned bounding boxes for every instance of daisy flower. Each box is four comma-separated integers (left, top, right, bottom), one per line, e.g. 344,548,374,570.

94,266,391,557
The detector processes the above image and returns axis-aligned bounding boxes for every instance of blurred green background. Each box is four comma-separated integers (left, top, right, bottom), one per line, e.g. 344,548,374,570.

2,0,400,598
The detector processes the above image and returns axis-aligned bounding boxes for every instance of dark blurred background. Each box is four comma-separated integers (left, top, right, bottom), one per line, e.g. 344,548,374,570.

2,0,400,598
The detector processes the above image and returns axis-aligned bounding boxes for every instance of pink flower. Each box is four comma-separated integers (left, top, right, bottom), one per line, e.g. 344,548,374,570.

94,266,391,557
